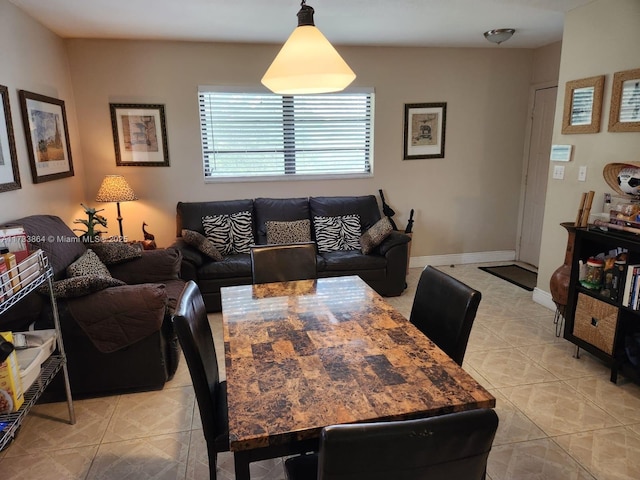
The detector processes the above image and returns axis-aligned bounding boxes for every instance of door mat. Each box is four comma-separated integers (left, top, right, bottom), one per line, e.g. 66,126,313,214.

478,264,537,291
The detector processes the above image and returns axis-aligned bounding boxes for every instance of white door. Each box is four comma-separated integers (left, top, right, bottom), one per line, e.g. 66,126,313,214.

519,86,557,267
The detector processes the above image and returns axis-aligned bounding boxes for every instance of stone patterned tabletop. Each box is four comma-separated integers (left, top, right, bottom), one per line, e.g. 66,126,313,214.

222,275,495,453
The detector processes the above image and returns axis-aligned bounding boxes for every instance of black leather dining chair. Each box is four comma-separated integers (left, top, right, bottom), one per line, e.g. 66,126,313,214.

172,281,229,480
409,265,482,366
250,242,317,284
284,409,499,480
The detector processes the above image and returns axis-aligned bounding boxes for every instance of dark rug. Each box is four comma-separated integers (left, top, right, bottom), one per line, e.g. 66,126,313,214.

478,264,537,291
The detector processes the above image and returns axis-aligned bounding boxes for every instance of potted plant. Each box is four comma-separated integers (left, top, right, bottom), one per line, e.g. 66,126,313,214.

73,203,108,243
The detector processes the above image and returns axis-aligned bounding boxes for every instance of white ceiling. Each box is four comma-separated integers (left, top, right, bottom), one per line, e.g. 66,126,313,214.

9,0,594,48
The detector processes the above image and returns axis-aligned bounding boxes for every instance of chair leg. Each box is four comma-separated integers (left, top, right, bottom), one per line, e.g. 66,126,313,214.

208,450,217,480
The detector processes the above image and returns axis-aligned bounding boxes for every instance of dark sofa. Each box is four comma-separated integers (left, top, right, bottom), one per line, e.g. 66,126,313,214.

173,195,411,312
0,215,184,398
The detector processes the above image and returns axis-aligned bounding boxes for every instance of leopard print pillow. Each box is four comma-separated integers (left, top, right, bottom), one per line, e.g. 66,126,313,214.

66,249,112,278
182,229,224,261
265,219,311,244
359,217,393,254
89,242,142,265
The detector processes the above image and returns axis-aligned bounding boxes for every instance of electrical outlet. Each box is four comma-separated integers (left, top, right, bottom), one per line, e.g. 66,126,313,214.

553,165,565,180
578,166,587,181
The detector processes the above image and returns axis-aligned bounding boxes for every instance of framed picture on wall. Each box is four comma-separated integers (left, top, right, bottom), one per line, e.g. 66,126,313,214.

110,103,169,166
19,90,74,183
0,85,21,193
561,75,605,134
608,67,640,132
403,102,446,160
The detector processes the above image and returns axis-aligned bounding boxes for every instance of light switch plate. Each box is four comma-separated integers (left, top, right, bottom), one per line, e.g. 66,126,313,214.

578,166,587,181
553,165,565,180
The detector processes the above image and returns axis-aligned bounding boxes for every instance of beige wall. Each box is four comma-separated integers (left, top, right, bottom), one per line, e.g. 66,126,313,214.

538,0,640,295
65,39,533,249
0,0,85,226
532,41,562,86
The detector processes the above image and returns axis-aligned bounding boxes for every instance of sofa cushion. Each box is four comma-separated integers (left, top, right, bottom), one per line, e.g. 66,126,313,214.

254,197,310,244
360,217,393,254
109,248,182,284
67,249,112,278
41,275,126,299
66,283,167,353
89,242,143,265
182,229,223,261
318,250,387,271
313,214,361,253
197,254,252,280
309,196,382,232
203,210,254,255
266,219,312,244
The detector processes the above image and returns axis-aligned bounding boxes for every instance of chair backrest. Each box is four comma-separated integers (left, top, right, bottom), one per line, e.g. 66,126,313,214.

318,409,498,480
250,242,317,284
172,281,226,448
409,265,481,366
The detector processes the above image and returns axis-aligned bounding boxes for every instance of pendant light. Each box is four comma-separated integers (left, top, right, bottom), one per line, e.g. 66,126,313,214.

261,1,356,95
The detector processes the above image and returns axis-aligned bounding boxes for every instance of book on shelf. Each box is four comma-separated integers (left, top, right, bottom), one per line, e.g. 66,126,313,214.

17,251,41,289
623,264,640,309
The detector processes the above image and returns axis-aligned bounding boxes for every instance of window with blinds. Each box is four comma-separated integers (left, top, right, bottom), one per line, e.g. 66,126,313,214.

198,87,374,181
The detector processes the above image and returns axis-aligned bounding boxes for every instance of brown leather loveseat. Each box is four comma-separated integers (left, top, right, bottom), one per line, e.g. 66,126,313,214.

0,215,184,398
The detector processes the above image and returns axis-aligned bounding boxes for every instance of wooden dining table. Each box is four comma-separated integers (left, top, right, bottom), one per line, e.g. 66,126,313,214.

221,275,495,480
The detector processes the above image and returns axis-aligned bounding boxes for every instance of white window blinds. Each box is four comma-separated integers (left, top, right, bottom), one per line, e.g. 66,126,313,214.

198,88,374,180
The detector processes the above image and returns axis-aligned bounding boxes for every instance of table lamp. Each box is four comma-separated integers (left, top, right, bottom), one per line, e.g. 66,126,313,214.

95,175,138,238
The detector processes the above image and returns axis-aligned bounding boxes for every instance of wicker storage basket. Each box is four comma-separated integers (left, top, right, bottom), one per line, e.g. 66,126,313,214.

573,293,618,354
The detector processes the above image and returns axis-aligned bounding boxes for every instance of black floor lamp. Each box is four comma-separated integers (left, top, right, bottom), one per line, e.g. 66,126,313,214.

95,175,138,239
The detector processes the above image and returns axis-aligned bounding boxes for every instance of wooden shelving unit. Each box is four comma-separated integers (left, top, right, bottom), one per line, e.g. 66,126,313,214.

565,227,640,384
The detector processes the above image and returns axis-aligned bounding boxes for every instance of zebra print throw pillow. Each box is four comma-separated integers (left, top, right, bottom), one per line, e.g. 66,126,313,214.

202,210,254,255
313,214,361,253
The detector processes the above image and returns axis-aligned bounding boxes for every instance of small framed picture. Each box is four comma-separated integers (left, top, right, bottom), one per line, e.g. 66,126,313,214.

0,85,21,193
608,67,640,132
110,103,169,166
19,90,74,183
561,75,605,134
403,102,446,160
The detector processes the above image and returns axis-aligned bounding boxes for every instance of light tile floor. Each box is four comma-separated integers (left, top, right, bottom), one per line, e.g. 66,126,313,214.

2,264,640,479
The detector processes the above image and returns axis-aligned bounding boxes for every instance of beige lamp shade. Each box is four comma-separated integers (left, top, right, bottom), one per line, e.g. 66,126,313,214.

95,175,138,203
261,9,356,95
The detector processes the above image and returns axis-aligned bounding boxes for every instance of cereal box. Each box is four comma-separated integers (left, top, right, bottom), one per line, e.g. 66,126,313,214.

0,332,24,414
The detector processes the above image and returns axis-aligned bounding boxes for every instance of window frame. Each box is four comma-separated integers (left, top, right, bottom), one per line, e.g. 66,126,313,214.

198,86,375,183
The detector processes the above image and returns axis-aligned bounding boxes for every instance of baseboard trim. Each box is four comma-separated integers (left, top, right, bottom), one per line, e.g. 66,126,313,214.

408,251,556,314
532,287,556,312
409,250,516,269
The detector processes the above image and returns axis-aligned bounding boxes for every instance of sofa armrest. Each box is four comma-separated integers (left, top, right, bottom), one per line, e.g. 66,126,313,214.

108,248,182,284
170,238,206,282
170,238,206,267
378,231,411,256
